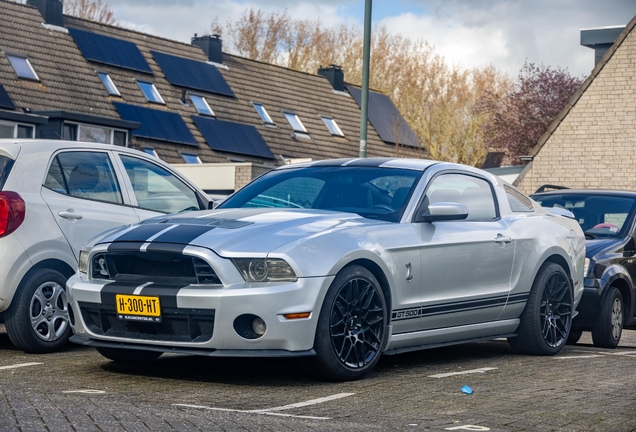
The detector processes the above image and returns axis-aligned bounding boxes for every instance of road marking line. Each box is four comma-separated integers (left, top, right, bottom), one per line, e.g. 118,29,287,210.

62,390,106,394
573,349,636,356
428,367,497,378
0,362,42,371
555,355,604,359
174,392,355,421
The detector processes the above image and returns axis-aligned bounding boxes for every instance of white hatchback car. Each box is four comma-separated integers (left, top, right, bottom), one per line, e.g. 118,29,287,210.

0,139,212,353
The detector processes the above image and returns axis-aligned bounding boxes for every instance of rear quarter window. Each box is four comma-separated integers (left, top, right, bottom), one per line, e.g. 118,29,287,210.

0,155,15,190
504,185,534,212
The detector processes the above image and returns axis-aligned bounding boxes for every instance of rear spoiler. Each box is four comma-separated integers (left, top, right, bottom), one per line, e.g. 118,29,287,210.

546,207,575,219
534,184,569,193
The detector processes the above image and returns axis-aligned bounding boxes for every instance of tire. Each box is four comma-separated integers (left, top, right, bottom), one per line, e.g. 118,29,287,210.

96,347,163,364
5,268,72,353
566,329,583,345
508,262,573,355
301,264,388,381
591,286,623,349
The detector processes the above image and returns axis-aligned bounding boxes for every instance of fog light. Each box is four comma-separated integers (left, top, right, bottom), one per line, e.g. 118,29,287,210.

252,317,266,335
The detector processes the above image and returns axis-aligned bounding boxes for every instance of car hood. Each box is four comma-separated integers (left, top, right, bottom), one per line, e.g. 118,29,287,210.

97,208,387,256
585,238,619,256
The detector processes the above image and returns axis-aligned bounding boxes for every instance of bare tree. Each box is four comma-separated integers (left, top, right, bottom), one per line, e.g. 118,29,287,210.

64,0,117,25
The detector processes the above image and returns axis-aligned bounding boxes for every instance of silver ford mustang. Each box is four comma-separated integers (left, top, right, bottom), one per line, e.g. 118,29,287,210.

67,158,585,380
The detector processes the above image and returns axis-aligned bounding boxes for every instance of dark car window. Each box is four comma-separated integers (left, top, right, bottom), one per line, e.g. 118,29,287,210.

119,155,201,214
219,166,423,222
534,194,636,237
0,155,14,190
44,152,123,204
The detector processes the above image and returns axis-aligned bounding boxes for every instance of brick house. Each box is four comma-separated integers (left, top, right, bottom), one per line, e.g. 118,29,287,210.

514,16,636,194
0,0,424,193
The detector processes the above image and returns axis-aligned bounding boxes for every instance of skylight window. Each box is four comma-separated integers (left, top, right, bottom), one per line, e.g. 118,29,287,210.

143,147,159,158
137,81,165,104
182,153,202,164
7,55,39,81
284,112,308,134
322,117,345,137
190,94,215,116
253,103,274,125
98,72,120,96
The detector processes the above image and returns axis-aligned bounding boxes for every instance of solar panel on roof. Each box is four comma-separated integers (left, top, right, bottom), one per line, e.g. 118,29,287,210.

192,116,274,159
0,85,15,110
68,27,153,74
151,51,234,97
113,102,197,146
346,85,420,148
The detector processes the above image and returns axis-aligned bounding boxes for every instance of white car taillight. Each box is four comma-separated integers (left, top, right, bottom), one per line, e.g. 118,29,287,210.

0,191,25,238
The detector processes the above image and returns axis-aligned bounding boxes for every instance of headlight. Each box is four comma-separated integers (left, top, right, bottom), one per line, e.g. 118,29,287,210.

233,258,297,282
584,258,591,277
78,248,90,274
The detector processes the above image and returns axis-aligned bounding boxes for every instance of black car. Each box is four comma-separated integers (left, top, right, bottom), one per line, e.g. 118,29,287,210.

531,187,636,347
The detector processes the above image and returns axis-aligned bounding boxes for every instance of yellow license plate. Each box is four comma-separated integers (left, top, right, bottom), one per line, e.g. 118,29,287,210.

116,294,161,322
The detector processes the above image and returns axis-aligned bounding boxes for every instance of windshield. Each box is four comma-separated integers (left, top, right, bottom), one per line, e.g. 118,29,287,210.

0,155,15,190
533,194,636,238
219,166,423,222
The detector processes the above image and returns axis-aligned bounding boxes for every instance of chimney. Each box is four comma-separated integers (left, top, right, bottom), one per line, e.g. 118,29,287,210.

581,25,625,66
27,0,64,27
318,65,344,92
192,34,223,64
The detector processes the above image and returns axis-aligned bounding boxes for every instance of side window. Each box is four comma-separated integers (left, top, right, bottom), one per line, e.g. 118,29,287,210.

44,152,123,204
119,155,201,214
425,173,497,222
504,185,535,212
244,177,325,208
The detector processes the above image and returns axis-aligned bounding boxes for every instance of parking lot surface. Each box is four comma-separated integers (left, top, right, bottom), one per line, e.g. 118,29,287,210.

1,325,635,432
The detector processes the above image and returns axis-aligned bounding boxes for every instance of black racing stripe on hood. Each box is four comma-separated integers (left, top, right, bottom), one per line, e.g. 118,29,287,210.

107,242,145,252
144,242,189,254
150,224,215,244
100,281,140,305
113,224,172,242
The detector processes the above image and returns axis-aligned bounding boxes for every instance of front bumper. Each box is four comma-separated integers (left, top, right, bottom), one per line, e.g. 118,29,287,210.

67,273,334,354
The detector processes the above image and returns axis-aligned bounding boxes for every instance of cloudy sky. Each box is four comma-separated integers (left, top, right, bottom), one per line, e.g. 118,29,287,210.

108,0,636,78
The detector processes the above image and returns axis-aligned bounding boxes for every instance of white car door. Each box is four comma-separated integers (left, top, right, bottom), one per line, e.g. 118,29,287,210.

414,172,515,331
40,150,140,259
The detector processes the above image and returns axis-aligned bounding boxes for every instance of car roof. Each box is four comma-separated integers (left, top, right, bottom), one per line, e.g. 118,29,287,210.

275,158,441,172
0,139,148,157
532,189,636,198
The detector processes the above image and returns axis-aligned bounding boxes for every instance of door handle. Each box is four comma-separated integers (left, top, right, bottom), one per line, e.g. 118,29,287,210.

58,210,83,220
495,234,512,244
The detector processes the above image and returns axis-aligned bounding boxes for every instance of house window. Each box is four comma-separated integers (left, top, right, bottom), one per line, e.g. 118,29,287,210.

181,153,202,164
253,103,275,125
322,117,344,137
190,94,215,116
98,72,121,96
7,55,39,81
63,122,127,145
0,120,34,139
137,81,165,104
143,147,159,158
284,112,308,134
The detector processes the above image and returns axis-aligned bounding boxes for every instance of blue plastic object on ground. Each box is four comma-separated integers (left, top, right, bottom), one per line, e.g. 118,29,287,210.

461,385,473,395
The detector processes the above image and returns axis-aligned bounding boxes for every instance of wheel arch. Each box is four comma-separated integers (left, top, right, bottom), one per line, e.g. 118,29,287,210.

26,259,75,281
603,271,632,324
543,254,572,279
347,258,393,313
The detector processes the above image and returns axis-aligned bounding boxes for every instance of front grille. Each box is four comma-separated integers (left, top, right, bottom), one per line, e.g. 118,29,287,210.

79,302,215,343
92,251,221,285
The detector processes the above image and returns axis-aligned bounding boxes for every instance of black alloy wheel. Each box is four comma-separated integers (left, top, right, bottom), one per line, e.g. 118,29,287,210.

302,264,388,381
508,262,572,355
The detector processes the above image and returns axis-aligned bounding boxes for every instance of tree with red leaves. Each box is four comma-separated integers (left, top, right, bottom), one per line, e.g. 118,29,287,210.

476,62,584,165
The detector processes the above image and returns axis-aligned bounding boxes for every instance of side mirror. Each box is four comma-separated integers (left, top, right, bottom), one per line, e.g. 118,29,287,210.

208,200,220,209
420,202,468,222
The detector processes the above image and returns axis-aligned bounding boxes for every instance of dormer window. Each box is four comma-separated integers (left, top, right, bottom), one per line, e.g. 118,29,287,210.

7,54,39,81
181,153,202,164
137,80,165,104
98,72,121,96
190,94,215,116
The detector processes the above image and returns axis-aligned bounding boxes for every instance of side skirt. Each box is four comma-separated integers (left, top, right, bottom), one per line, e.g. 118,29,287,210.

383,333,517,356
